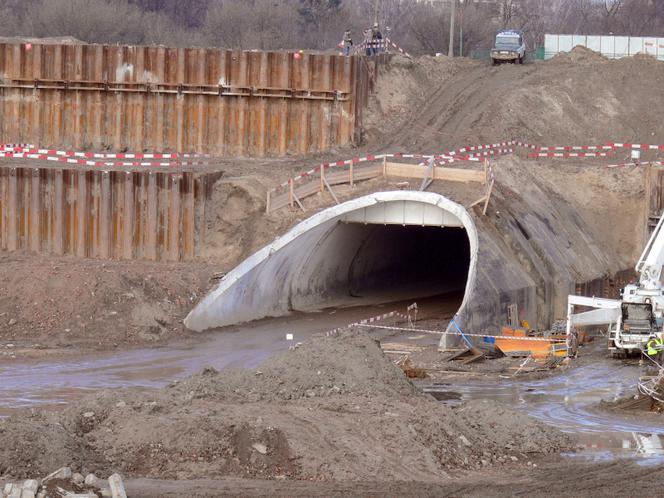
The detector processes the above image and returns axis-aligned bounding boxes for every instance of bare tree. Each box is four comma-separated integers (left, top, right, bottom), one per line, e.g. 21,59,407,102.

203,0,300,51
25,0,149,44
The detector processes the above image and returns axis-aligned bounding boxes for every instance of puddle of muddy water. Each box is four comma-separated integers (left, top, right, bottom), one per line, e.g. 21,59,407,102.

424,357,664,465
0,296,448,416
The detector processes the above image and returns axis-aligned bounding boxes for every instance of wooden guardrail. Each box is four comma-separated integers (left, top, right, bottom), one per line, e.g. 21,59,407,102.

266,156,488,214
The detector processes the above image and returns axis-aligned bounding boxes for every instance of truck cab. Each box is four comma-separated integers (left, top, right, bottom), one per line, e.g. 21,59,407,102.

491,30,526,65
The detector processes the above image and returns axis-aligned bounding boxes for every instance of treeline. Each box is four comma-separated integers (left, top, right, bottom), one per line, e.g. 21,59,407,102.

0,0,663,56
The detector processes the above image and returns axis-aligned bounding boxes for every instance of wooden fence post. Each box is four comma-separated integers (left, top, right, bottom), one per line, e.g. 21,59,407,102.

350,162,354,186
320,165,325,193
289,179,294,208
266,189,271,213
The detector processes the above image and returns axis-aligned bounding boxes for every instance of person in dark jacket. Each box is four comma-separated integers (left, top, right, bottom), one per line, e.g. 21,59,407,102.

342,29,353,56
371,23,383,55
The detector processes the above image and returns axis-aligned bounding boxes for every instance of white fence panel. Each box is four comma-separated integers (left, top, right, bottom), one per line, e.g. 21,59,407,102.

629,37,644,56
544,34,559,58
600,36,615,57
545,34,664,60
587,36,601,53
572,35,587,48
614,37,629,58
559,35,574,53
644,37,658,56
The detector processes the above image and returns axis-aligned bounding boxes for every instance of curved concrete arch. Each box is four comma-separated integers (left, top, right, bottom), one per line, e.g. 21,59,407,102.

185,191,479,334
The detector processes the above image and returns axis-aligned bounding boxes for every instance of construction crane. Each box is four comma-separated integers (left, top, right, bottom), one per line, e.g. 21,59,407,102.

566,213,664,358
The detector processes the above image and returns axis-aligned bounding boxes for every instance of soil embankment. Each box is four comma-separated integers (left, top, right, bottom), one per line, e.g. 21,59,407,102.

0,252,212,352
367,48,664,151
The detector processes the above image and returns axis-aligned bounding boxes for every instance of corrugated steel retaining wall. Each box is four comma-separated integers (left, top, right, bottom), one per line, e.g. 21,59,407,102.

0,43,374,156
0,165,222,261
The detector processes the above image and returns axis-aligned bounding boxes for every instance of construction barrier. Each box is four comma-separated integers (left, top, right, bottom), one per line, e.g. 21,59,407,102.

349,38,413,59
0,144,215,169
264,137,664,213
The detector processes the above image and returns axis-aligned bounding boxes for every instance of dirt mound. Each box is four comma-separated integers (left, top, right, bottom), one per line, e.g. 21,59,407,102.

367,53,664,151
0,332,573,481
174,330,418,402
0,252,212,351
550,46,608,65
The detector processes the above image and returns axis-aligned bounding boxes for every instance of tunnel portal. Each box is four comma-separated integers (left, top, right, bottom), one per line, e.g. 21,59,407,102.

185,192,479,333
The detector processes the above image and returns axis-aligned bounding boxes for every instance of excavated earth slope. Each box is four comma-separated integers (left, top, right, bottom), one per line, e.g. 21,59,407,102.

367,48,664,150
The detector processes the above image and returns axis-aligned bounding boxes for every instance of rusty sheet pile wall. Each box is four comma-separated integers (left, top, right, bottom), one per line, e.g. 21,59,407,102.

0,43,370,156
0,165,221,261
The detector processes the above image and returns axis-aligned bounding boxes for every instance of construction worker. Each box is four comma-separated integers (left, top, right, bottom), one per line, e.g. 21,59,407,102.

646,336,664,362
342,29,353,56
363,28,372,56
371,23,383,55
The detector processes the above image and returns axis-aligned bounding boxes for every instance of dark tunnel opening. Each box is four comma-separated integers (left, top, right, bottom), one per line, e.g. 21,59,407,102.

322,222,471,311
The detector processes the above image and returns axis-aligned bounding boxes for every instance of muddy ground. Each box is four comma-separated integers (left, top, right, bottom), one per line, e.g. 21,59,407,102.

0,333,571,481
2,332,664,497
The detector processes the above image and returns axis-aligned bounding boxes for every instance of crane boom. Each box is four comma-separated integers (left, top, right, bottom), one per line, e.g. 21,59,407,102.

637,212,664,290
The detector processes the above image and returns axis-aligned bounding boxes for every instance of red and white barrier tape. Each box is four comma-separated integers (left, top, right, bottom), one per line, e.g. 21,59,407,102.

348,38,412,59
528,151,614,158
1,146,210,160
0,145,211,160
514,141,539,150
536,145,614,152
384,37,413,59
356,323,565,342
0,151,210,168
326,310,411,337
609,143,664,150
279,141,517,190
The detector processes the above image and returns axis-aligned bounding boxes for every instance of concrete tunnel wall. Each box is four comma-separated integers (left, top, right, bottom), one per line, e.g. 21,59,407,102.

185,191,480,339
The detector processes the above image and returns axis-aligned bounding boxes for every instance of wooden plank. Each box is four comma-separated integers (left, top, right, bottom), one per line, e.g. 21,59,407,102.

293,181,321,200
384,162,485,183
482,178,495,216
323,176,339,204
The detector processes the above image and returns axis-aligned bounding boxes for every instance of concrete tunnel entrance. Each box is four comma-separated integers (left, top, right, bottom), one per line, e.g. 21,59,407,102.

185,191,479,339
307,223,471,309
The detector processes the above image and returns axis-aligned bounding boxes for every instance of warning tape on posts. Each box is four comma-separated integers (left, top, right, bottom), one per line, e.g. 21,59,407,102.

279,142,519,189
0,151,211,168
326,310,410,337
609,143,664,150
0,146,211,160
355,323,566,342
384,37,413,59
347,38,412,59
536,145,615,152
528,151,614,158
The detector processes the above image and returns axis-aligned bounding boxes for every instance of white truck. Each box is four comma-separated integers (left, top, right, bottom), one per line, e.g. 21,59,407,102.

490,29,526,65
566,213,664,358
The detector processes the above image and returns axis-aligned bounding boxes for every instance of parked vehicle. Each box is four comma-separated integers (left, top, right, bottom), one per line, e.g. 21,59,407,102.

491,30,526,65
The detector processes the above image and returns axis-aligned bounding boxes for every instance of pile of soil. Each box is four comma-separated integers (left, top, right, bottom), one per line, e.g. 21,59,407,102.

600,375,664,414
0,332,573,482
0,252,213,350
549,46,609,65
366,52,664,151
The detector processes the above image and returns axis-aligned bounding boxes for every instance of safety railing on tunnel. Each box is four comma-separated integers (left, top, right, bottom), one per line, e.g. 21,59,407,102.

265,144,515,213
265,140,664,214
